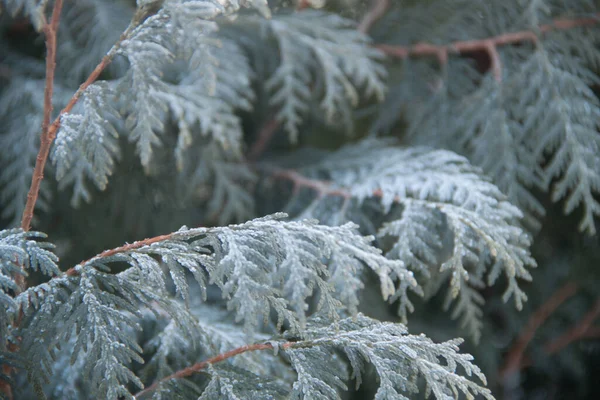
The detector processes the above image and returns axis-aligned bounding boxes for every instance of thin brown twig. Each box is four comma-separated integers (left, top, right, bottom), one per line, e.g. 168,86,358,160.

19,8,147,236
64,168,344,278
134,341,295,398
44,168,338,280
377,13,600,82
247,118,280,162
1,4,64,397
582,326,600,338
268,167,351,199
511,297,600,371
542,297,600,355
17,0,63,283
65,232,175,276
2,11,149,397
358,0,390,34
499,282,579,380
7,5,599,397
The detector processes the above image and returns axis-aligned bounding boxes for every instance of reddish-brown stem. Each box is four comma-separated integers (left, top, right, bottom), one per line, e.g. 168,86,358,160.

542,297,600,355
19,9,143,237
19,0,64,234
358,0,390,34
2,12,147,396
499,282,579,380
582,326,600,338
134,341,295,398
51,169,346,280
247,118,280,162
379,14,598,58
377,13,600,82
66,232,176,276
1,5,63,397
483,41,502,82
296,0,311,11
269,167,351,199
512,297,600,371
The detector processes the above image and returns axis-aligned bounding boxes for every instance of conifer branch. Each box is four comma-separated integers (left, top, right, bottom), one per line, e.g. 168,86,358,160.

134,341,296,398
269,164,496,208
2,1,597,397
268,164,477,209
4,10,159,397
377,13,600,81
1,4,64,397
19,7,149,235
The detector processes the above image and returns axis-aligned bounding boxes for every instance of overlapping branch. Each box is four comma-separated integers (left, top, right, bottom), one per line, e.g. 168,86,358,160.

17,0,64,283
19,6,150,235
2,6,155,398
269,167,351,199
134,341,295,398
2,4,64,397
377,13,600,81
500,282,600,382
543,298,600,354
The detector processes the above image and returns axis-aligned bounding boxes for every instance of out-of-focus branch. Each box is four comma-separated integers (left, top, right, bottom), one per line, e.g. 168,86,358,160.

358,0,390,34
499,282,579,381
134,341,296,398
378,13,600,82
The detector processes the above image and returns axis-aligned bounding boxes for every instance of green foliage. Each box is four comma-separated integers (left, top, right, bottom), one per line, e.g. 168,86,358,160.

1,0,599,399
370,0,600,234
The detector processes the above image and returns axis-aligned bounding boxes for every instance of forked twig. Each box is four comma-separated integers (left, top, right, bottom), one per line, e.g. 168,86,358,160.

19,7,149,235
500,282,579,380
378,13,600,82
17,0,64,270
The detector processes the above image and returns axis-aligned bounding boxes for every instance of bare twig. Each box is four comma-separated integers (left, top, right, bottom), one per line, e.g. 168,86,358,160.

17,0,63,283
378,13,600,82
134,341,296,398
542,297,600,355
1,4,64,397
66,232,175,276
499,282,579,380
2,11,150,397
45,168,341,280
63,167,349,278
502,296,600,373
246,118,280,162
268,167,351,199
19,8,147,235
358,0,390,34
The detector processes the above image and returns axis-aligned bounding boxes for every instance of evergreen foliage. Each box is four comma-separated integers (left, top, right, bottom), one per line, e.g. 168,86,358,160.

0,0,599,399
